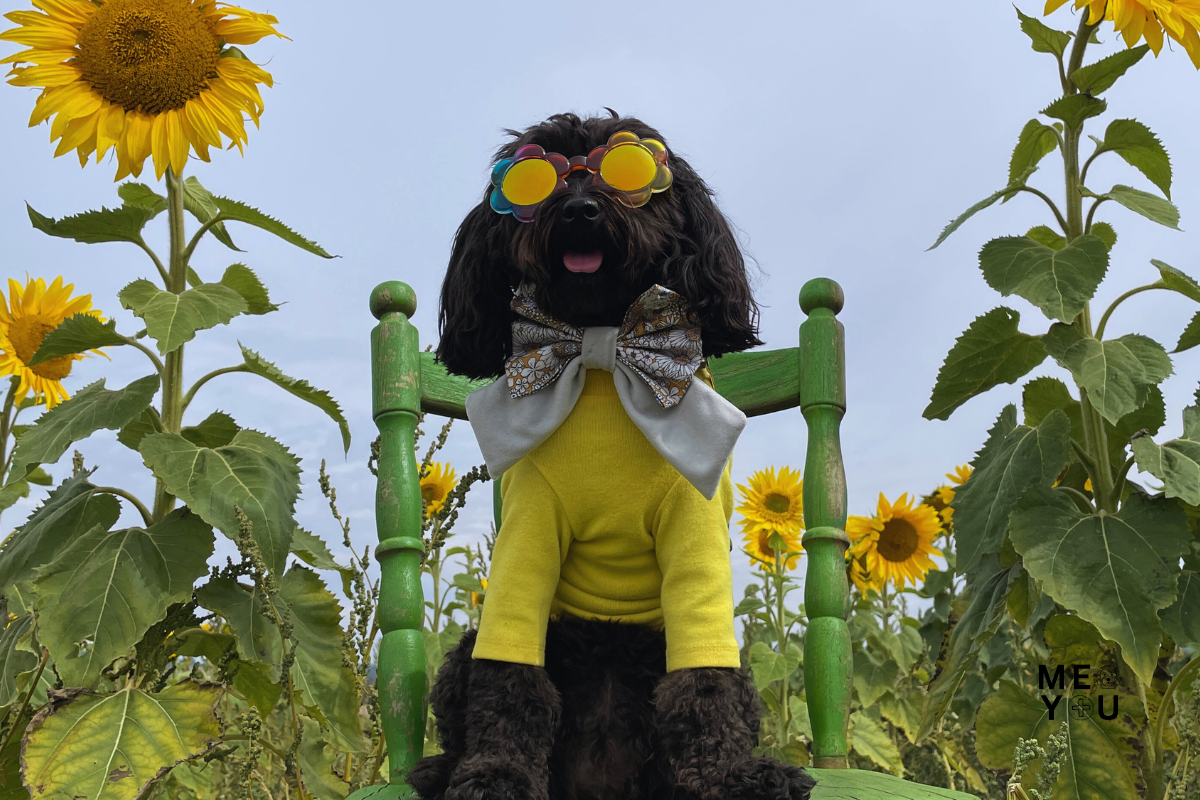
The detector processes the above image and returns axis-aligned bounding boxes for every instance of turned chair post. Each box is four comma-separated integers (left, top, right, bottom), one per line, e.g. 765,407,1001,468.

369,281,428,794
798,278,852,769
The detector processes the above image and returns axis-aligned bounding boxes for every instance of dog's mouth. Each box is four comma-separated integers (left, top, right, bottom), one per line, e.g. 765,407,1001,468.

563,250,603,274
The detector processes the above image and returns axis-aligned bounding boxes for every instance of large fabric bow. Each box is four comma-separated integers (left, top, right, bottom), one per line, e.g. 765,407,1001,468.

465,284,746,499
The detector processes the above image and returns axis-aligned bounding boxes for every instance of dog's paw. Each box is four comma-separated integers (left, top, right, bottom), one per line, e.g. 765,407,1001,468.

444,758,542,800
407,752,457,800
724,757,815,800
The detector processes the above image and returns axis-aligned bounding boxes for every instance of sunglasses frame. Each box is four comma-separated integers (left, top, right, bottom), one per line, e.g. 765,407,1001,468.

490,131,673,222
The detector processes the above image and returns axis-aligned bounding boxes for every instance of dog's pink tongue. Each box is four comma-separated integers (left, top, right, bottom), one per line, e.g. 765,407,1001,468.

563,251,603,273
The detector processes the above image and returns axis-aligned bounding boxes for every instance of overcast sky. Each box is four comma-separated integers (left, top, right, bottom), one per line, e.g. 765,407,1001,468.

1,1,1197,606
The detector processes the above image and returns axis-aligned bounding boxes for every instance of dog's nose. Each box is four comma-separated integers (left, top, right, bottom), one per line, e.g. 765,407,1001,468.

562,197,602,223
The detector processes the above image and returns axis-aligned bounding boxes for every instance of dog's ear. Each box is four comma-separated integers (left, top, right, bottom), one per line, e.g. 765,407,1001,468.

660,159,763,358
437,203,516,379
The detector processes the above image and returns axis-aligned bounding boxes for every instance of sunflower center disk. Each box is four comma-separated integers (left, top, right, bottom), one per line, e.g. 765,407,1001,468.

9,317,73,380
76,0,221,114
763,492,792,515
877,518,920,563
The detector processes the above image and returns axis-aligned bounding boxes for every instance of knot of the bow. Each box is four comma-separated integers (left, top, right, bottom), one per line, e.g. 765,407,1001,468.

505,284,703,409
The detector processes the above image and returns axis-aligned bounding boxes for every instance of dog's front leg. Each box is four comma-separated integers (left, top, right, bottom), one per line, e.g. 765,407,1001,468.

654,667,814,800
444,657,562,800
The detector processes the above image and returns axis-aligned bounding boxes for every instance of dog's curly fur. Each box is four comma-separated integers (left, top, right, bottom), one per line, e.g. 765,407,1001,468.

437,111,762,380
415,112,813,800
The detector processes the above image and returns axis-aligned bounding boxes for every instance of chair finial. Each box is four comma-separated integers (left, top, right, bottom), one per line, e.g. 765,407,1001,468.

371,281,418,320
800,278,844,316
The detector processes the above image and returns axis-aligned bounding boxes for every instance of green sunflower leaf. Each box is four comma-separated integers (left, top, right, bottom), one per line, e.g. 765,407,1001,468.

281,566,367,752
141,429,300,576
1070,44,1150,95
117,182,167,216
1026,225,1066,250
1177,311,1200,353
852,649,898,707
0,476,120,596
1023,377,1085,443
978,235,1109,323
27,313,127,366
182,411,240,449
1008,120,1061,197
35,509,214,687
299,717,352,800
211,197,334,258
291,527,354,597
924,307,1047,421
119,279,248,355
928,166,1037,250
22,681,222,800
1043,613,1105,672
194,576,282,670
0,615,37,708
1010,487,1190,685
1093,119,1172,198
183,176,241,252
1109,384,1166,460
1043,325,1173,424
1099,184,1181,230
1041,94,1107,131
850,711,903,775
116,408,162,452
1090,221,1118,250
7,376,159,487
220,264,279,315
1016,8,1073,57
1132,388,1200,505
1152,259,1200,303
26,203,156,245
1160,569,1200,650
240,345,350,453
917,556,1018,741
952,409,1072,575
975,680,1142,800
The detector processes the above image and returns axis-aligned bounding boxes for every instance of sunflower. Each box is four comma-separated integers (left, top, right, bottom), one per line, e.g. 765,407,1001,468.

736,466,804,535
1045,0,1200,67
846,493,943,589
420,462,457,518
740,524,803,570
848,555,882,594
930,464,972,528
2,0,285,180
0,276,103,408
471,576,487,608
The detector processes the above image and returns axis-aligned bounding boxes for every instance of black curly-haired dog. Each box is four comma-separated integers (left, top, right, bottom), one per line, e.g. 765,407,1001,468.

409,112,814,800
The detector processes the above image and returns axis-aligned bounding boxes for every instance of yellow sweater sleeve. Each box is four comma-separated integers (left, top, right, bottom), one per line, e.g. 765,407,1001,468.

471,459,569,666
655,465,741,672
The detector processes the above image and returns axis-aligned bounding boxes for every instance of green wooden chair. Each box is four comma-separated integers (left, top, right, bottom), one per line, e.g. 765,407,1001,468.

352,278,977,800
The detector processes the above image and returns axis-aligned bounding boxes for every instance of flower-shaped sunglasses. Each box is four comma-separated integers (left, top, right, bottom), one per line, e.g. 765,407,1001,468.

490,132,673,222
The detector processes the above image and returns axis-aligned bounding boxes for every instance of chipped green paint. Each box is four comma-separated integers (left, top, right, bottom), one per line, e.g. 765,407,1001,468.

799,278,852,769
365,282,425,797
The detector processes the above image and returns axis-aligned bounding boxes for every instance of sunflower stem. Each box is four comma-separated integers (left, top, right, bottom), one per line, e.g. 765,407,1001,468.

1059,13,1116,514
153,170,189,522
0,377,20,490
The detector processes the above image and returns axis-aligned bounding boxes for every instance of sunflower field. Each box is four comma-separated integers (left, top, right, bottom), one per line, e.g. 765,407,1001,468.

0,1,1199,800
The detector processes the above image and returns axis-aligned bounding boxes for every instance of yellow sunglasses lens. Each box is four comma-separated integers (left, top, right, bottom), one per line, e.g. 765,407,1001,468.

502,158,559,206
600,144,658,193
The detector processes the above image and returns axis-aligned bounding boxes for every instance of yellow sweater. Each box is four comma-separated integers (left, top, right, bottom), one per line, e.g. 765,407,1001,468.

472,370,740,673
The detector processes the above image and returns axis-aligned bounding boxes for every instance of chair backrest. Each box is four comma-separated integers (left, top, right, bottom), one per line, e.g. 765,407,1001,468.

366,278,851,791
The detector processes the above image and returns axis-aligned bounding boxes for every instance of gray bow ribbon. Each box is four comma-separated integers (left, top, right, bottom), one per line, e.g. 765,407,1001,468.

465,285,746,499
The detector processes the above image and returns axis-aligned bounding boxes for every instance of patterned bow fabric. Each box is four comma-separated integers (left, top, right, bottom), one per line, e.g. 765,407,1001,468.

506,284,703,409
